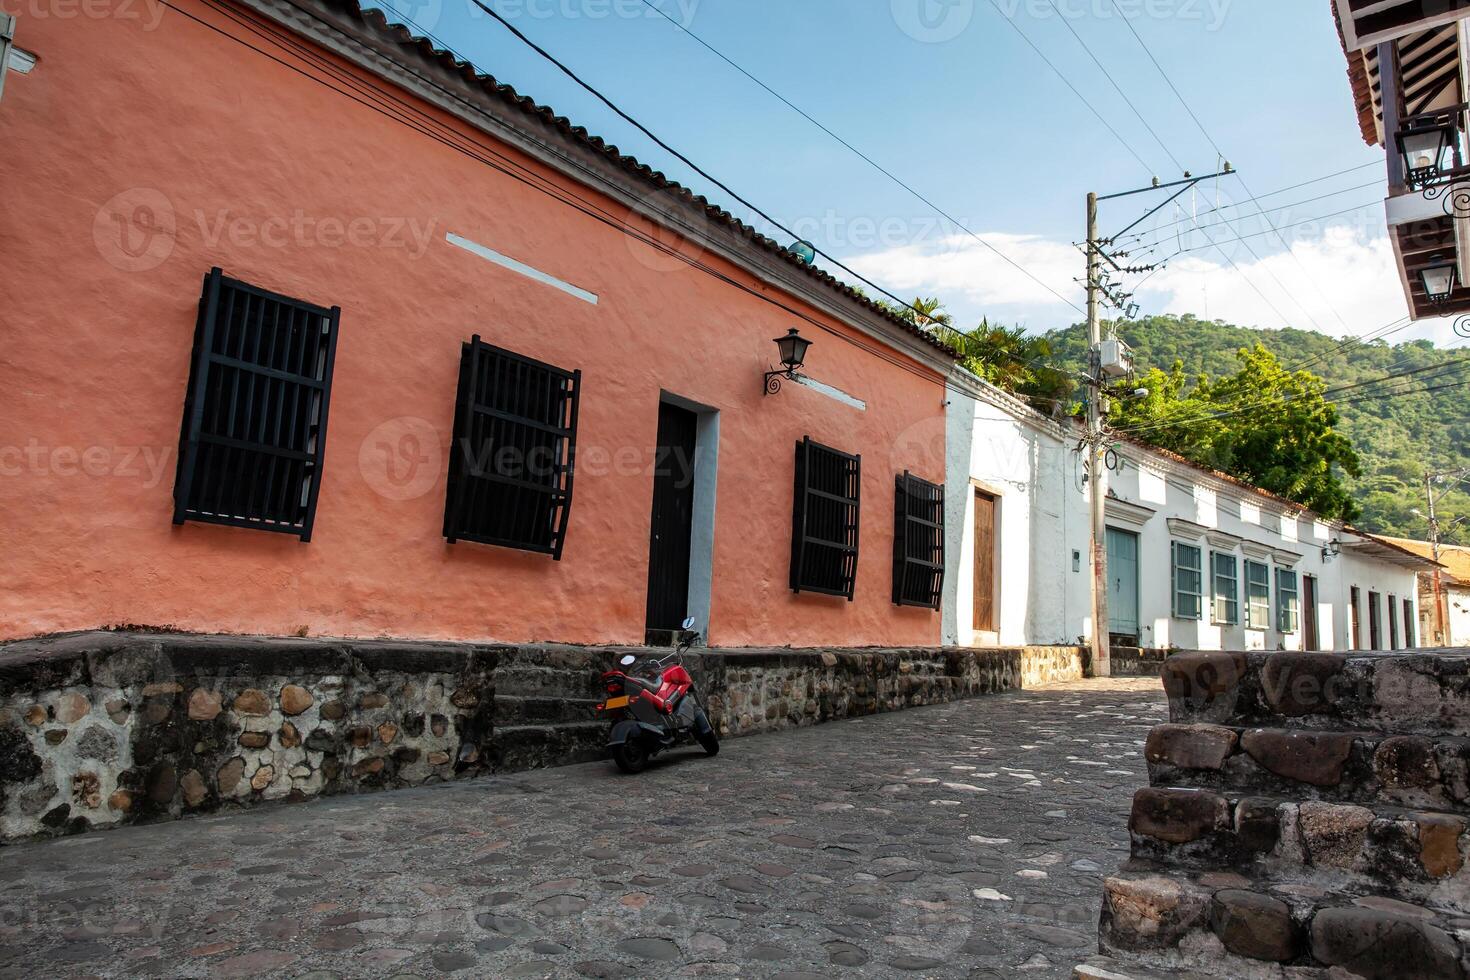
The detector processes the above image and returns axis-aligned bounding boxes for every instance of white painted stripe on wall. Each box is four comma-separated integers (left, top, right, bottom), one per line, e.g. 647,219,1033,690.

793,373,865,411
446,232,599,305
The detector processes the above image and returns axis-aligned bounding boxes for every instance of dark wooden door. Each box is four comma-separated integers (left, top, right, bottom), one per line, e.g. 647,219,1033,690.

644,402,698,633
1303,575,1319,651
972,489,996,632
1350,587,1362,650
1369,592,1382,649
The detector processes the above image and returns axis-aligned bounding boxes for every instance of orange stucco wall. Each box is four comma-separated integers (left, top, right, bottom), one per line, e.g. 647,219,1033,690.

0,2,948,647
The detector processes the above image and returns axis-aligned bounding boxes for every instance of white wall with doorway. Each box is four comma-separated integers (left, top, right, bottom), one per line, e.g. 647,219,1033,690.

944,371,1087,647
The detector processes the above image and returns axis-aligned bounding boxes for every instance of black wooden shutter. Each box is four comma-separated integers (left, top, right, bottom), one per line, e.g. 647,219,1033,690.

790,436,860,599
173,267,340,541
443,335,580,559
892,471,944,609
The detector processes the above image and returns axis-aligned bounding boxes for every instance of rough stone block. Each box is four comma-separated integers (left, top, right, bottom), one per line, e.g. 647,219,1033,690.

1373,736,1441,790
1309,907,1465,980
1130,788,1231,844
1101,874,1211,951
1261,652,1346,717
1413,813,1466,879
1145,724,1238,770
1233,798,1282,855
1298,801,1374,869
279,685,313,716
1208,889,1300,962
1161,652,1247,721
1239,729,1355,787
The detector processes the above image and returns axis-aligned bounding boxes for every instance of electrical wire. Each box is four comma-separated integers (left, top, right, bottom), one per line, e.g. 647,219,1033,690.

1101,0,1354,333
980,0,1158,176
460,0,1066,329
634,0,1085,315
1112,346,1470,436
1127,181,1382,250
162,0,952,389
1040,0,1183,173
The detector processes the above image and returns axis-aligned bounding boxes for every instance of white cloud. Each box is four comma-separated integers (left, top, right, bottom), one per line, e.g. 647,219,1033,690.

839,220,1465,347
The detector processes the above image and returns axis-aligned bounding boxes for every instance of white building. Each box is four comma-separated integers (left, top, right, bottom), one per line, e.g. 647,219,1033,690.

945,368,1435,652
1378,538,1470,648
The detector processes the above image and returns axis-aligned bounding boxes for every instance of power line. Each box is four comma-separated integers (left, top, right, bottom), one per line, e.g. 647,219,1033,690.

980,0,1157,176
1100,0,1353,333
1128,180,1382,248
459,0,987,334
1113,345,1470,436
1147,198,1387,256
634,0,1084,314
1115,163,1382,248
163,0,952,389
1286,316,1414,373
1040,0,1183,173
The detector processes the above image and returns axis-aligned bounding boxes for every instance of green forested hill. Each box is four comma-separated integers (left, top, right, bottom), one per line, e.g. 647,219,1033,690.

1044,315,1470,544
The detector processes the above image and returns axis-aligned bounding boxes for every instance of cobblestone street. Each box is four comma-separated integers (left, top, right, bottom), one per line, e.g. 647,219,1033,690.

0,678,1164,979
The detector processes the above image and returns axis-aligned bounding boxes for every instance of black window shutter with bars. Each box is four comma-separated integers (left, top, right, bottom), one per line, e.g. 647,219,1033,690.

443,335,581,559
173,267,340,541
892,471,944,609
790,436,861,599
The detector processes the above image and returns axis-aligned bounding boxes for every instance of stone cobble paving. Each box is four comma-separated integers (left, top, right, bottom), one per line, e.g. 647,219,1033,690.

0,677,1164,979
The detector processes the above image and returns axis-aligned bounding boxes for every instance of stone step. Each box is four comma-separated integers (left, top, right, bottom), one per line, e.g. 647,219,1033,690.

493,693,603,726
1073,954,1215,980
1126,788,1469,911
493,664,604,699
1099,863,1470,978
1144,721,1470,810
1162,650,1470,737
489,721,608,772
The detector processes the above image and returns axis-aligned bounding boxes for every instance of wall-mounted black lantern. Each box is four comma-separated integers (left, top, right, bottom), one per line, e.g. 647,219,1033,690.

1320,538,1342,563
1398,113,1457,190
764,328,812,395
1421,255,1457,304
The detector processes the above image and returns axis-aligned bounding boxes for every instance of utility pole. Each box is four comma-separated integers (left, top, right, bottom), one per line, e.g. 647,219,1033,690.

1083,167,1234,674
1427,474,1446,646
1085,192,1110,678
1424,468,1469,646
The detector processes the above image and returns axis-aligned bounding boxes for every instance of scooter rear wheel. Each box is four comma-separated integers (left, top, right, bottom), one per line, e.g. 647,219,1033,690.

613,740,649,774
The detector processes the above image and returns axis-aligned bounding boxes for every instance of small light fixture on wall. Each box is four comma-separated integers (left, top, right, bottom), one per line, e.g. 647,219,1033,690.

764,328,812,396
1321,538,1342,563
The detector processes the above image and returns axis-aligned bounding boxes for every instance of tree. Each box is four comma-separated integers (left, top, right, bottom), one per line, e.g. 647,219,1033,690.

1108,344,1363,520
938,319,1075,413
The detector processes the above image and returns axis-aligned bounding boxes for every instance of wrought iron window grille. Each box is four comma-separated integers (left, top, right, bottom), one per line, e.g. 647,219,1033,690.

790,436,860,599
443,335,580,559
892,471,944,609
173,268,340,541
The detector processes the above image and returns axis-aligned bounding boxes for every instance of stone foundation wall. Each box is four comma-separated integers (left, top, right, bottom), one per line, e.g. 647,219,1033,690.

0,632,1084,843
1087,649,1470,980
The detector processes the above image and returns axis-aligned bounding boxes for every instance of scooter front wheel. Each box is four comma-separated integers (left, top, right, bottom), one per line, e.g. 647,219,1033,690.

613,739,650,774
694,708,720,757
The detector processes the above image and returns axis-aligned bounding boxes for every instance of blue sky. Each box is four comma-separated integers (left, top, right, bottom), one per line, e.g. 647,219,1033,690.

370,0,1449,343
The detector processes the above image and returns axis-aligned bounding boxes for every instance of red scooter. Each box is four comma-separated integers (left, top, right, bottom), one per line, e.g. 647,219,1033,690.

597,618,719,773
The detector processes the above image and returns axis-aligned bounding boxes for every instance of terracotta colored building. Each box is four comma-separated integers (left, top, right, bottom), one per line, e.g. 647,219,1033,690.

0,0,955,647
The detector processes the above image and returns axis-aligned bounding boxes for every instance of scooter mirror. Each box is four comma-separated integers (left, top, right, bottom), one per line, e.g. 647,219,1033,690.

680,616,697,631
619,654,637,667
